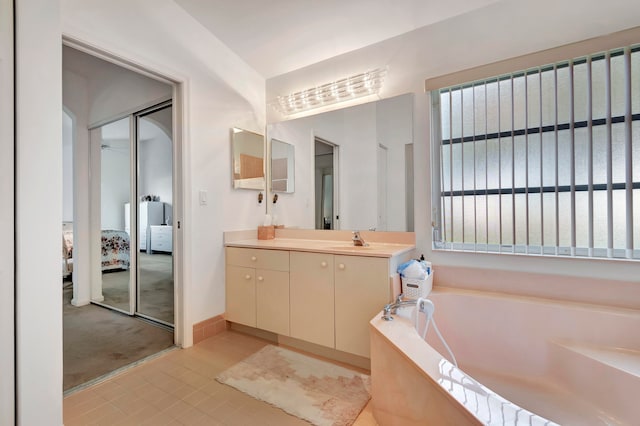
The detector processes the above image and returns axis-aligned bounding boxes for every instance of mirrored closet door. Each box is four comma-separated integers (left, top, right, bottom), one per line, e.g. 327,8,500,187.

136,104,174,325
92,102,174,327
96,117,132,313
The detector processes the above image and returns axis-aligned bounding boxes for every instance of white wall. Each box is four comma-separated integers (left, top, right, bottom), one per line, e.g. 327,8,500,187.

61,0,266,349
63,111,74,221
376,94,413,231
63,68,92,306
140,107,173,209
139,135,173,208
266,0,640,283
100,138,130,230
0,0,14,423
15,0,63,424
267,0,640,112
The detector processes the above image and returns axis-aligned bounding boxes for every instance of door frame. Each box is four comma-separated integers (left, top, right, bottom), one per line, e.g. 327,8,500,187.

0,0,15,422
63,37,184,346
314,136,340,230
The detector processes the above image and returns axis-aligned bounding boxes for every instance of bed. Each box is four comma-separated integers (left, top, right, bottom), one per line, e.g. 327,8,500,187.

100,230,130,271
62,222,74,279
62,224,130,278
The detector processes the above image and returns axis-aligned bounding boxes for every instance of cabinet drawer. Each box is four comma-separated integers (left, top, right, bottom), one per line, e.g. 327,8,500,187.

152,240,172,252
153,230,171,240
226,247,289,271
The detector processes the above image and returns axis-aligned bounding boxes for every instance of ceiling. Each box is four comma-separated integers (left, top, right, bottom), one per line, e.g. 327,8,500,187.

174,0,501,79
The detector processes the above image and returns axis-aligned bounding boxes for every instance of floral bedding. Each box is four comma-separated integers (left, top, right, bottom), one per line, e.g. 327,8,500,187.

101,229,130,270
62,228,130,275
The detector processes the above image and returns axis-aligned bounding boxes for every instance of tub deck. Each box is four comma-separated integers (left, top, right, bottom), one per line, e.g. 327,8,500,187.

370,312,557,425
370,288,639,425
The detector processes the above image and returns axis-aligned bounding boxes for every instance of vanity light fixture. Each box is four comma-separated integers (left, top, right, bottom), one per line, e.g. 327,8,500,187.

269,68,386,115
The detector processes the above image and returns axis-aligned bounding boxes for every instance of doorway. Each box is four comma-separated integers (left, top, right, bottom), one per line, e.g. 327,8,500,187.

314,138,339,230
62,44,179,391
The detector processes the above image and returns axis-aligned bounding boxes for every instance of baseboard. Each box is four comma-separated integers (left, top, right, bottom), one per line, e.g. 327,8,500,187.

193,314,227,344
278,335,371,371
225,321,370,371
227,322,279,343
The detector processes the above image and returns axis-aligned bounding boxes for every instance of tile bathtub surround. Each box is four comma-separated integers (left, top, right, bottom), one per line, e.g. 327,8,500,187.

192,315,227,344
63,330,378,426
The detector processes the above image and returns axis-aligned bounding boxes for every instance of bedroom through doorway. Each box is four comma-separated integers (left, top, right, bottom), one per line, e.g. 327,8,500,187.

90,103,175,326
62,45,178,391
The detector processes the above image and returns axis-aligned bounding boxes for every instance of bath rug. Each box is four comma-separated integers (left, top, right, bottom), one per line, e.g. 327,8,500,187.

216,345,371,426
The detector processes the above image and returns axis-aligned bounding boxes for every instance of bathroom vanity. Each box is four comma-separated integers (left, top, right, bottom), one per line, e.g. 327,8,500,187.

224,229,415,361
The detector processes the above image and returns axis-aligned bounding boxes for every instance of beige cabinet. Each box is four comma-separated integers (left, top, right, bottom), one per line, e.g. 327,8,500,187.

225,247,289,335
225,245,403,359
290,251,335,348
225,264,256,327
256,268,290,335
334,255,390,357
290,252,392,357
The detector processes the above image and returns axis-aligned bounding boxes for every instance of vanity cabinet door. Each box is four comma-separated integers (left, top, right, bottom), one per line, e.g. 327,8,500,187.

225,265,256,327
290,251,334,348
256,268,290,336
335,255,390,357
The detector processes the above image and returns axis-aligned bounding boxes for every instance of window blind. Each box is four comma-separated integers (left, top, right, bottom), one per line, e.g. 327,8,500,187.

431,45,639,259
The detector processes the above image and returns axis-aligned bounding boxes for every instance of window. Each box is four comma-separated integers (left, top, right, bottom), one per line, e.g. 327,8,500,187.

431,45,640,259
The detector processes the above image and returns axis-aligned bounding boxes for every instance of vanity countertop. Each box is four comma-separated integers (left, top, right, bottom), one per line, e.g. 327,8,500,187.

225,238,415,258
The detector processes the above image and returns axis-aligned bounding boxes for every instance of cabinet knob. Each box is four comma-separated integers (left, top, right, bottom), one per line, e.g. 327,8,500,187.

245,274,252,280
251,256,257,262
257,276,264,282
338,263,345,270
320,261,327,268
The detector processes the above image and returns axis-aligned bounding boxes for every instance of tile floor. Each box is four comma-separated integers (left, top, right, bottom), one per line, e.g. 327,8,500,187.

63,330,378,425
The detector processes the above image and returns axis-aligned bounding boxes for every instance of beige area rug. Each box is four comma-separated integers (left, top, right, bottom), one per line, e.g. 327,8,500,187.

216,345,371,426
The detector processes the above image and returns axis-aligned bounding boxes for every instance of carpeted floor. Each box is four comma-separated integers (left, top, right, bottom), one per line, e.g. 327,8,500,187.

63,284,174,391
101,252,174,324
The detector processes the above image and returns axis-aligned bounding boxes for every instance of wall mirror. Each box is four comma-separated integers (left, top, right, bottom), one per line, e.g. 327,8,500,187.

231,127,265,190
270,138,295,193
268,93,414,231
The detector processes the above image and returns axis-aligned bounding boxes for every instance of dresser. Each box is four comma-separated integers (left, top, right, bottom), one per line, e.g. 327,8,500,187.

124,201,164,253
150,225,173,253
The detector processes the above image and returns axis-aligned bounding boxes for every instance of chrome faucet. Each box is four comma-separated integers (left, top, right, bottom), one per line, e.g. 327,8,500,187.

382,294,416,321
352,230,368,247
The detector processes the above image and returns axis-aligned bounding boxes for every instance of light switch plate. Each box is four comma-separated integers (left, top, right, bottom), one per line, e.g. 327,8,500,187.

199,190,207,205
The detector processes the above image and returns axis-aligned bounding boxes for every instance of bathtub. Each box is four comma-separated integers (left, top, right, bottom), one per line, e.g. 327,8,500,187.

369,288,640,425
